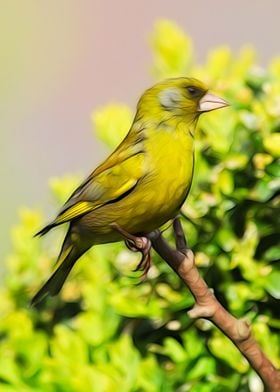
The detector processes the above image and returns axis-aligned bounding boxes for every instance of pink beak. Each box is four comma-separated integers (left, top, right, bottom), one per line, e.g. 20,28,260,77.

198,92,229,112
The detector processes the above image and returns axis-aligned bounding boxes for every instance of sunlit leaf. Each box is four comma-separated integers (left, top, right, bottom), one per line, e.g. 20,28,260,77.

91,104,133,148
264,270,280,299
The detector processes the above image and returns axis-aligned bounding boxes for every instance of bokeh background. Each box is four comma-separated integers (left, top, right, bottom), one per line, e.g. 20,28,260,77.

1,0,280,263
1,2,280,391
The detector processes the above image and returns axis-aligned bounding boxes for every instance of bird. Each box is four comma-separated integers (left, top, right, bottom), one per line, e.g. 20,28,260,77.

31,77,228,305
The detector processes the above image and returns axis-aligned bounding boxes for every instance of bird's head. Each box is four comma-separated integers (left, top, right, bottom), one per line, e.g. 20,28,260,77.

136,77,228,125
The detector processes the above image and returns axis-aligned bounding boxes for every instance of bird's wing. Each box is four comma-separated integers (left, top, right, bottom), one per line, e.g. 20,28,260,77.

68,130,145,202
35,138,146,236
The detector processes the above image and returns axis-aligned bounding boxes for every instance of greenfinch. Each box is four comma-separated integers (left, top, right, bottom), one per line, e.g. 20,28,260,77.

31,77,228,305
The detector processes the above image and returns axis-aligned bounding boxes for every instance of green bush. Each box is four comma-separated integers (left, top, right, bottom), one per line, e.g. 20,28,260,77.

1,20,279,391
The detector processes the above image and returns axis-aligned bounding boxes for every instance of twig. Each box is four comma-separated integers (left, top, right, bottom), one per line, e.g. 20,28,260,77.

149,218,280,392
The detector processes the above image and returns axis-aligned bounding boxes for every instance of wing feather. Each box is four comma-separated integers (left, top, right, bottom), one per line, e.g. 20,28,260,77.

35,145,145,236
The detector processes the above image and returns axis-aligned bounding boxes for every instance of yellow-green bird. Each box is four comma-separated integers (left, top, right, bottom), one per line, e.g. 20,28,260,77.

31,77,228,305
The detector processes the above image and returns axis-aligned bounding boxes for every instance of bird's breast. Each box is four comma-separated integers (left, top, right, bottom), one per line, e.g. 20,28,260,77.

81,124,195,241
143,127,194,215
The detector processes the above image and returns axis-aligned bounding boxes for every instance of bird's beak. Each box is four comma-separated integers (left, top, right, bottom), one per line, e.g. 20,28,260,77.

198,92,229,113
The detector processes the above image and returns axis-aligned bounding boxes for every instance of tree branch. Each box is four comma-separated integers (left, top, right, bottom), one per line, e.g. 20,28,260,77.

149,218,280,392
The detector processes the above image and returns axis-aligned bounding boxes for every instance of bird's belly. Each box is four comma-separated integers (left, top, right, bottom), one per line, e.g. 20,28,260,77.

81,150,193,243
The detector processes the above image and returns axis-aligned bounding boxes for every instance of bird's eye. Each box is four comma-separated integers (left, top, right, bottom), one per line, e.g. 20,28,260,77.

186,86,200,97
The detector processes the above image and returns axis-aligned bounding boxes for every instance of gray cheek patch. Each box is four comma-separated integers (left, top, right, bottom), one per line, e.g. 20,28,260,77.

159,87,182,109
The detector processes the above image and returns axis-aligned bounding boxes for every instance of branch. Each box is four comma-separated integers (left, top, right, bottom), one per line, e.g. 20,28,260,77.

149,218,280,392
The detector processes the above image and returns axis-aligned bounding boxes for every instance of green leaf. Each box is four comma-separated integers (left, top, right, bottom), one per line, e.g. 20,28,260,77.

263,133,280,157
163,337,188,363
264,245,280,261
265,160,280,176
253,319,280,366
208,331,249,373
150,20,193,78
91,104,133,148
187,357,216,380
265,270,280,299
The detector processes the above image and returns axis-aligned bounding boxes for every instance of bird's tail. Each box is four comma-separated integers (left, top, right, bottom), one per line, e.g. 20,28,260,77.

31,232,88,306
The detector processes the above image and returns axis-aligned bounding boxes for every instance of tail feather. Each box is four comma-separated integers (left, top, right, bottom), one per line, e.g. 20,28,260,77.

30,245,80,306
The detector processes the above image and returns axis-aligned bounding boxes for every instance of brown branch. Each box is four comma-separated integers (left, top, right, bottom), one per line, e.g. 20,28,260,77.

149,218,280,392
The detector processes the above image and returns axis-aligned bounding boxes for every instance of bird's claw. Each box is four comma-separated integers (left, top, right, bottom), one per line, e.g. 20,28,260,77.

133,249,151,281
111,223,152,279
130,237,151,274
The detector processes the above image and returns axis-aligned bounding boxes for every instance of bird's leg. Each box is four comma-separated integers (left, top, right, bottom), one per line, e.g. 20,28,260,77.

110,223,152,278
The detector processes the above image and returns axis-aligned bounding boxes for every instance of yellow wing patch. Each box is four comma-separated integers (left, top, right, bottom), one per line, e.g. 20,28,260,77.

55,201,96,225
106,178,138,200
40,175,140,234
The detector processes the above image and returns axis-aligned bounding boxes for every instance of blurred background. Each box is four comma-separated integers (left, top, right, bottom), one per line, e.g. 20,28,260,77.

1,0,280,263
1,2,279,390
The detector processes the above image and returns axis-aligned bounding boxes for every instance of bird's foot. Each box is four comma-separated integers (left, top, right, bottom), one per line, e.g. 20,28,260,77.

110,223,152,279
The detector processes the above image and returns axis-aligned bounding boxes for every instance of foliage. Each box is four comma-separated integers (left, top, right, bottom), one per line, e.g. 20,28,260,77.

1,20,280,391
